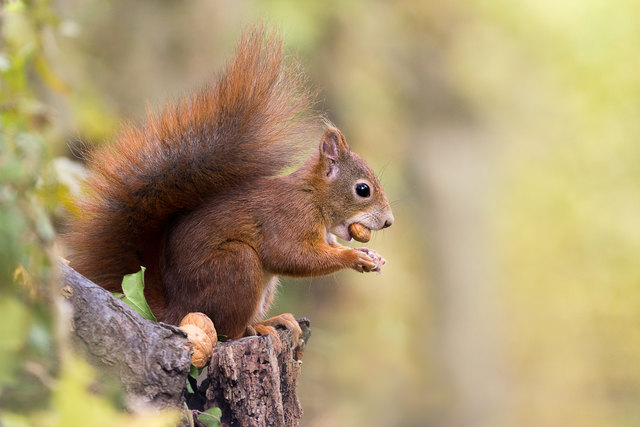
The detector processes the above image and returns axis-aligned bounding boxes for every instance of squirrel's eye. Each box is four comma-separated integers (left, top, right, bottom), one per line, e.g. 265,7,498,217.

355,183,371,198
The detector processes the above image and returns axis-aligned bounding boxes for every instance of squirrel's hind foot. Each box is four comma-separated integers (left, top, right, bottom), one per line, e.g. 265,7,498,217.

254,313,303,348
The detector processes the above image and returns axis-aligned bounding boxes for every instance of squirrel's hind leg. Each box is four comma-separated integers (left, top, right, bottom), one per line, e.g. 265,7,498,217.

162,241,263,340
247,275,303,346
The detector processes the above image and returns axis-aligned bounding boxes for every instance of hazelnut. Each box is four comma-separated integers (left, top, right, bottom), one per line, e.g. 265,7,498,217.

349,223,371,243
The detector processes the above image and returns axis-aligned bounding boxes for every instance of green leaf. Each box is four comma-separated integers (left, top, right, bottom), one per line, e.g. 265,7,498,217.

119,267,156,322
186,364,202,395
0,296,30,385
197,407,222,427
189,364,202,380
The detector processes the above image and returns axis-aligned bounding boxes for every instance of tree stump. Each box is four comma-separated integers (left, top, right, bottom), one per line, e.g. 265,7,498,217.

202,319,311,426
59,262,311,425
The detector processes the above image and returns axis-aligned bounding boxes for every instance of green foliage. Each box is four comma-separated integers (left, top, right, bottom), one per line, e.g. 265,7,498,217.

114,267,157,322
196,407,222,427
1,357,182,426
32,357,180,427
185,365,202,395
186,364,219,425
0,1,181,425
0,0,65,415
0,296,31,387
185,379,194,395
189,365,202,381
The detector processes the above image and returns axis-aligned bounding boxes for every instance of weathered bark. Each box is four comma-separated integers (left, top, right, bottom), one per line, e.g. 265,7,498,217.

203,320,311,427
59,262,311,425
59,262,192,408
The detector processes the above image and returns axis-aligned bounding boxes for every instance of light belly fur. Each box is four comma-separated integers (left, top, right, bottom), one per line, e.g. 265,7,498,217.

254,272,279,322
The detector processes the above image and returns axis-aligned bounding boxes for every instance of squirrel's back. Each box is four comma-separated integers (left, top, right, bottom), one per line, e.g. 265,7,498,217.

67,28,316,297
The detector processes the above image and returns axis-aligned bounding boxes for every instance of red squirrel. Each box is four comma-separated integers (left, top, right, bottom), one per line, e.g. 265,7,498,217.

67,28,394,341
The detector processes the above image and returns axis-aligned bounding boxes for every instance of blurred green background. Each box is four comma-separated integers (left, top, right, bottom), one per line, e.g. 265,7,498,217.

2,0,640,426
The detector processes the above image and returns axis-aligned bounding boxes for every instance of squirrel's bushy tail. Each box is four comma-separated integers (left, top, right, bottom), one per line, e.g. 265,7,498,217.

67,27,316,289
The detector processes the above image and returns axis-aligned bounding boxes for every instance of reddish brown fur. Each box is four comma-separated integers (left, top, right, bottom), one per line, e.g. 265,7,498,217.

67,27,393,339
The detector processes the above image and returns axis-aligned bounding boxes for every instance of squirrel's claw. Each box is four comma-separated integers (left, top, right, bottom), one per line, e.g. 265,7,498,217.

255,313,303,347
352,247,386,273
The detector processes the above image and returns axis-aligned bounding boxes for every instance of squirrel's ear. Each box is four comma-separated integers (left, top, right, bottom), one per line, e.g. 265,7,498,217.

320,128,349,178
320,127,349,160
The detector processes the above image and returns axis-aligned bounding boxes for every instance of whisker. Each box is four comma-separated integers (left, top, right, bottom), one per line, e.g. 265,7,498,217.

389,198,407,206
377,160,392,181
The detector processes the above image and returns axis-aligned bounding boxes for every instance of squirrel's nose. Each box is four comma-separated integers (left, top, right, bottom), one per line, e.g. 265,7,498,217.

381,207,394,229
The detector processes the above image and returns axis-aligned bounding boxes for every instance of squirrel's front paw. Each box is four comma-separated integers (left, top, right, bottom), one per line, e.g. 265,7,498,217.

349,248,386,273
356,248,386,269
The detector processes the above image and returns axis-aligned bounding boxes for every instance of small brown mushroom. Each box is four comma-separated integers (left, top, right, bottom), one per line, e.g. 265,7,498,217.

180,324,213,369
179,312,217,346
349,223,371,243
